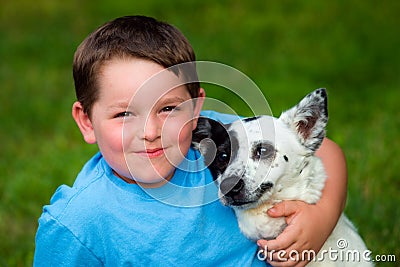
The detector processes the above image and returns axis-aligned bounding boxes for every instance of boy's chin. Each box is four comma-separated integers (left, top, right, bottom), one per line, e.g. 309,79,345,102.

127,170,175,188
112,169,170,188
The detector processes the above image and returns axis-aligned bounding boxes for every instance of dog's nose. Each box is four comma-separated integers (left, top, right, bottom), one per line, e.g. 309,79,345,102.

220,177,245,197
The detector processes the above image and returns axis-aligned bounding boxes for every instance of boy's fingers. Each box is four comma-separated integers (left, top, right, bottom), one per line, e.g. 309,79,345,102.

258,225,298,252
265,230,296,251
257,239,268,248
265,241,310,267
267,200,299,218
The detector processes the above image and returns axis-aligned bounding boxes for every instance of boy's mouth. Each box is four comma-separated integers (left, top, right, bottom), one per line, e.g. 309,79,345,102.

137,148,165,158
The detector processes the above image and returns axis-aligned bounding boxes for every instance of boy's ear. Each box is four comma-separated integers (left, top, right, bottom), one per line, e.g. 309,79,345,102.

72,102,97,144
191,88,206,130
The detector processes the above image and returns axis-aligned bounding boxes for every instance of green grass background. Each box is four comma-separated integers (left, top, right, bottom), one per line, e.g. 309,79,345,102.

1,0,399,266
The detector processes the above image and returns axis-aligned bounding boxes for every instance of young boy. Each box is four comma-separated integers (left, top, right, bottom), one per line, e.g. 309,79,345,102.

34,16,347,266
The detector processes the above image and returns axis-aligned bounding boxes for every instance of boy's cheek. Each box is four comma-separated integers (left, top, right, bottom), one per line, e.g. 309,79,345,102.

97,125,124,152
177,120,195,143
164,114,192,136
162,120,193,156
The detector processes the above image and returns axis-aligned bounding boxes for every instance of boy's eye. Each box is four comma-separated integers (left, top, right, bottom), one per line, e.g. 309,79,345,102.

160,106,178,113
114,111,133,118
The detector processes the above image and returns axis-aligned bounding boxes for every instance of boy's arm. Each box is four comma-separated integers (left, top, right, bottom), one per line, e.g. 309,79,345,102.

257,137,347,267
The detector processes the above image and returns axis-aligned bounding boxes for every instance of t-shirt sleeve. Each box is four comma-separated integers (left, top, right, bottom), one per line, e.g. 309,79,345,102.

33,212,102,267
200,110,241,124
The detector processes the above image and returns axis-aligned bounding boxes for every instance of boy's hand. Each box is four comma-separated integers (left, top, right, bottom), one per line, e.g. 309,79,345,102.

257,200,333,267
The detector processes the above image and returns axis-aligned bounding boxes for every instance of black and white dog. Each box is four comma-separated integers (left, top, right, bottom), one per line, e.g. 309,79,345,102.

193,89,372,266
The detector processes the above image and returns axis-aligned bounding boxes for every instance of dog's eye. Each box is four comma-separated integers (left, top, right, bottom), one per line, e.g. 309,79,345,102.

256,147,267,157
217,152,229,163
254,143,276,160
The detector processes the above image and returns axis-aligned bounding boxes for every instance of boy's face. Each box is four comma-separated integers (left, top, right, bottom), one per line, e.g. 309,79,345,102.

73,58,204,187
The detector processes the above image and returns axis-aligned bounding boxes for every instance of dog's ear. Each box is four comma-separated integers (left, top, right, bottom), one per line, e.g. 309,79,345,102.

279,88,328,152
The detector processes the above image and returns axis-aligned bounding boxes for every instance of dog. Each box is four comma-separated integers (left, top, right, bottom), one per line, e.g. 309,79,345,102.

193,89,372,266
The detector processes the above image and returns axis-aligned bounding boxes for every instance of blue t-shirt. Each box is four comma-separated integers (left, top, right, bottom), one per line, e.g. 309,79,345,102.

34,111,268,266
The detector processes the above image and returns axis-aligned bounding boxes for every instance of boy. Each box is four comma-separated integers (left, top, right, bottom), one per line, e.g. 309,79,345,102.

34,16,347,266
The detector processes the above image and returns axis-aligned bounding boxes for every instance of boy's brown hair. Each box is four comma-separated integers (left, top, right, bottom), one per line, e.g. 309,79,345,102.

73,15,200,117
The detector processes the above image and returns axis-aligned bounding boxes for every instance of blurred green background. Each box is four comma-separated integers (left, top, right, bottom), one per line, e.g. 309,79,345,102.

1,0,399,266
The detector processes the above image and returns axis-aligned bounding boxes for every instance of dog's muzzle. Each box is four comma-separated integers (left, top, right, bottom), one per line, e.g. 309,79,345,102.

219,176,250,206
220,176,274,207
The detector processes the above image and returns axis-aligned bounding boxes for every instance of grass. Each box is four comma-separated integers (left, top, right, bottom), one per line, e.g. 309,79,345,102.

1,0,399,266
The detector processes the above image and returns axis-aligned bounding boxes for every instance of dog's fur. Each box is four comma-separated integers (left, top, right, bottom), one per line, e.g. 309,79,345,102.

193,89,372,266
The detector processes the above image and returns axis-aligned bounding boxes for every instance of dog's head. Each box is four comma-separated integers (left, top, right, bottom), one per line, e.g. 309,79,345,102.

193,89,328,209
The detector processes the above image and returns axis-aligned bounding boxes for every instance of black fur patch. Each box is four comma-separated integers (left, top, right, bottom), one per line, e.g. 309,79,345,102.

315,88,328,117
192,117,232,180
242,116,261,123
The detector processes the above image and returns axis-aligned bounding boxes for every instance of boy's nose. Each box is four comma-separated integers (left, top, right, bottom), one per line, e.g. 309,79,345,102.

142,116,161,141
